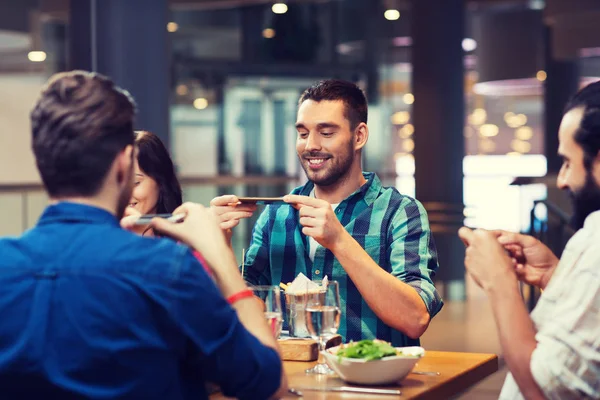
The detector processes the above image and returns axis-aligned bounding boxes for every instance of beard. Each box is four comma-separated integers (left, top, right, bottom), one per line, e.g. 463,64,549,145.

116,166,134,219
568,172,600,230
299,139,355,187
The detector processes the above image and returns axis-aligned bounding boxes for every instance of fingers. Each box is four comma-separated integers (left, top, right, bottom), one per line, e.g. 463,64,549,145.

220,219,240,230
171,202,198,216
284,194,328,208
298,205,324,218
299,216,318,227
220,210,254,221
210,195,240,207
496,231,537,247
123,206,141,218
150,217,182,240
120,214,140,230
458,226,474,246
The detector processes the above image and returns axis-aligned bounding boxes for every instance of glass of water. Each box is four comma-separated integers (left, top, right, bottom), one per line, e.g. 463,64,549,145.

251,285,283,339
304,280,341,375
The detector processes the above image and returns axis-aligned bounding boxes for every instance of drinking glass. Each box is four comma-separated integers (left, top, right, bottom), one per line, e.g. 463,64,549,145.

304,280,341,375
251,285,283,338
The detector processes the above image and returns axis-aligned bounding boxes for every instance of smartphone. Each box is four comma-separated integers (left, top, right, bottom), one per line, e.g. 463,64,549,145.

237,197,286,205
133,213,185,225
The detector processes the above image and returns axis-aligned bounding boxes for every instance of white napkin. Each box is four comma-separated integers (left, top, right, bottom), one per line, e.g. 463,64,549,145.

285,273,328,294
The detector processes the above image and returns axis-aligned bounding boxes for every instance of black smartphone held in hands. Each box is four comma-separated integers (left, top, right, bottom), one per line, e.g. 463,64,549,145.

237,197,286,205
133,213,185,225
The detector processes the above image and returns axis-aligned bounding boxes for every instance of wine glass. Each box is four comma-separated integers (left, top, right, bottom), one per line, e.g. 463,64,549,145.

304,280,341,375
251,285,283,338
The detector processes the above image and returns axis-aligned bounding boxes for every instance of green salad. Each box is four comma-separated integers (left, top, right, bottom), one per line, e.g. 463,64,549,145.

336,340,399,361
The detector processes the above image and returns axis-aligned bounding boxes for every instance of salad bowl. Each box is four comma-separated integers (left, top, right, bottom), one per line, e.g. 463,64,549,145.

321,340,425,385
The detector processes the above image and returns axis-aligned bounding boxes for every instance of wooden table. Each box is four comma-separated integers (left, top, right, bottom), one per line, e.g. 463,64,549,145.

213,351,499,399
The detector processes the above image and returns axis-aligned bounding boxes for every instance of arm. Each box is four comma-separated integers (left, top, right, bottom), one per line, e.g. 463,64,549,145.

242,208,272,286
487,282,546,400
151,204,287,398
330,200,440,339
285,195,438,338
177,251,288,400
459,228,546,400
330,233,432,338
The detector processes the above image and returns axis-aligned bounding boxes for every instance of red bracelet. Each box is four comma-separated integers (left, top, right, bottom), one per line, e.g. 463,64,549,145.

227,289,254,305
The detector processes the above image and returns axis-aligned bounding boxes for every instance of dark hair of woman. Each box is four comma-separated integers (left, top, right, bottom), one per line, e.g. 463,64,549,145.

135,131,183,214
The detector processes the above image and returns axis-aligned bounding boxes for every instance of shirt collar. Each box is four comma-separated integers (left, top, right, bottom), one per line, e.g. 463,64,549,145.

298,172,381,206
583,210,600,229
37,202,120,227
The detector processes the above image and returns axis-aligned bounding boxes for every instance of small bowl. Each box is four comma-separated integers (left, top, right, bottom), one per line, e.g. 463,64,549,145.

322,345,425,385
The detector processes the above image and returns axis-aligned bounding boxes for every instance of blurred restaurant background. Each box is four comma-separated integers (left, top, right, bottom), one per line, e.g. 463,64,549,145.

0,0,598,396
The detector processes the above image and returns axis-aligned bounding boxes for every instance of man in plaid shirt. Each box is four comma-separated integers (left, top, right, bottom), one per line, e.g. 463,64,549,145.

212,79,442,346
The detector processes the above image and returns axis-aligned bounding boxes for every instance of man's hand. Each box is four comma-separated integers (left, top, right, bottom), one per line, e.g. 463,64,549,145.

284,195,346,250
120,206,141,231
210,195,257,244
151,202,233,275
494,230,559,290
458,227,517,292
210,195,257,230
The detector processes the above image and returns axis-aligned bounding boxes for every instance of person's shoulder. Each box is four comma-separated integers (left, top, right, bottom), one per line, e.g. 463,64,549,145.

375,184,425,212
99,228,192,278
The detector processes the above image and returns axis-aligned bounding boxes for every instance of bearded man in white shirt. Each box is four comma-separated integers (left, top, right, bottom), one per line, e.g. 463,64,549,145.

459,80,600,400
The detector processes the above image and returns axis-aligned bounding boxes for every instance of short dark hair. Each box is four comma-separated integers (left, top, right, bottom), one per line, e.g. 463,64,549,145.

298,79,368,130
135,131,183,214
31,70,136,197
565,80,600,171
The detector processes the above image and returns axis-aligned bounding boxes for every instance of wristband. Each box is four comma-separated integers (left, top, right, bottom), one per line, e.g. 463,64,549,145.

226,289,254,305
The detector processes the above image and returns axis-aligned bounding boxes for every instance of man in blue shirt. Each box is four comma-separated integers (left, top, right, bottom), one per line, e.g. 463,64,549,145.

0,71,286,399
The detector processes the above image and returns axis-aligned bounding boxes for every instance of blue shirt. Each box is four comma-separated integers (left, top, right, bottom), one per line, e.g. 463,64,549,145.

244,173,442,346
0,202,281,399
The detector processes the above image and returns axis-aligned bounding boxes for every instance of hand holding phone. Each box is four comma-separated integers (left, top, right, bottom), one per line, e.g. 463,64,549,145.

133,213,185,225
237,197,285,205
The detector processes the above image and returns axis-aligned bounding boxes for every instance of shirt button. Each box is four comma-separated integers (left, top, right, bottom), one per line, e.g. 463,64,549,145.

315,269,321,275
336,208,342,214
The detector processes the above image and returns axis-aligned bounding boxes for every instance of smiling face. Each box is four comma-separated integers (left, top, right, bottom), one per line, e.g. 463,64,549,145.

295,100,358,187
128,158,159,215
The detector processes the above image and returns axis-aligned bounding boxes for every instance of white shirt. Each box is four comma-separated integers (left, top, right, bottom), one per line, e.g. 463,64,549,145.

500,211,600,400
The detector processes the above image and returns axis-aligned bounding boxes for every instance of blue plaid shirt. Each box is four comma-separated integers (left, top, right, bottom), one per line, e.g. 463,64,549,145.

244,172,443,346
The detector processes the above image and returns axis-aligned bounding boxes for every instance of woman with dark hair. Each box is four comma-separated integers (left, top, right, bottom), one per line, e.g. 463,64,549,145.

124,131,183,236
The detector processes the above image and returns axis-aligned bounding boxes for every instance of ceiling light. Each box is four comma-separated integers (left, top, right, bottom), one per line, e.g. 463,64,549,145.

536,70,547,82
468,108,487,125
262,28,276,39
511,139,531,153
403,93,414,105
391,111,410,125
28,51,46,62
167,22,178,33
193,98,208,110
272,3,288,14
176,84,189,96
402,138,415,152
528,0,545,10
384,9,400,21
515,126,533,141
480,124,499,137
462,38,477,52
398,124,414,139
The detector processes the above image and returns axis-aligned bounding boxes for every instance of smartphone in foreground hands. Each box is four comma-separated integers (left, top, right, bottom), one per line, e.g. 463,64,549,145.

133,213,185,225
237,197,285,205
